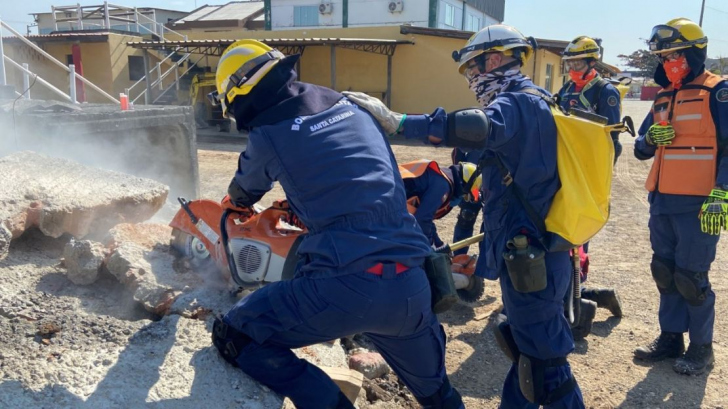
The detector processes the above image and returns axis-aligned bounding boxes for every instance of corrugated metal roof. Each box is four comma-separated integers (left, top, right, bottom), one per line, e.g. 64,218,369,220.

173,5,222,24
1,31,118,42
199,2,262,21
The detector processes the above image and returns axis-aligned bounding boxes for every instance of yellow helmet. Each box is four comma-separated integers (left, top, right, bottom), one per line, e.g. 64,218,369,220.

211,40,285,117
648,18,707,55
461,162,482,202
452,24,537,76
562,36,601,61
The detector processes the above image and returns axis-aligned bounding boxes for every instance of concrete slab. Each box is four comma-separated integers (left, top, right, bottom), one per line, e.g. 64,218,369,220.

0,151,168,259
0,99,199,201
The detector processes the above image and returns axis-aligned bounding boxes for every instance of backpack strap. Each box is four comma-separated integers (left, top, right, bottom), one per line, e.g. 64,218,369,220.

590,78,609,112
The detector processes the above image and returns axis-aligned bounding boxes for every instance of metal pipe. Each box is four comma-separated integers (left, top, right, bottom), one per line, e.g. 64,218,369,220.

175,66,179,91
156,62,163,90
4,56,72,102
77,3,83,30
151,53,205,104
386,55,392,108
134,7,139,32
104,1,111,29
0,16,6,86
143,50,151,104
330,46,336,90
69,64,77,103
22,63,30,99
0,21,119,104
51,6,58,31
449,233,484,252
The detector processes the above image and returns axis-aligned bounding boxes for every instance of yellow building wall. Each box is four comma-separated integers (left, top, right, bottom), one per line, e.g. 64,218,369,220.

107,33,176,103
4,33,176,104
174,26,566,113
531,49,566,94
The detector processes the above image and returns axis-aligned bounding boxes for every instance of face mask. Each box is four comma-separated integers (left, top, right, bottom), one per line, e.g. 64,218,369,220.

569,68,597,89
663,56,690,88
467,69,523,107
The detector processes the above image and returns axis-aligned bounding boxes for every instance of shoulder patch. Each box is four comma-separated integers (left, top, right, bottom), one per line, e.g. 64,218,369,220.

717,88,728,103
607,95,618,107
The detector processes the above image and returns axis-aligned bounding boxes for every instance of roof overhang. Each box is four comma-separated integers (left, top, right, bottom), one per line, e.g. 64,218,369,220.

127,38,414,56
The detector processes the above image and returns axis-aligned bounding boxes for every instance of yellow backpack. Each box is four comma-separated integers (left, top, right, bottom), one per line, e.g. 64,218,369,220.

496,89,635,250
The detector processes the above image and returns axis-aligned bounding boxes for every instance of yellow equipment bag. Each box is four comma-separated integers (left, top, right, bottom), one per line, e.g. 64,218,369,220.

520,89,634,250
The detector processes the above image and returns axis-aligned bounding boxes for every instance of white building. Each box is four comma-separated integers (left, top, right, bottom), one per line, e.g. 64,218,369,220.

268,0,504,31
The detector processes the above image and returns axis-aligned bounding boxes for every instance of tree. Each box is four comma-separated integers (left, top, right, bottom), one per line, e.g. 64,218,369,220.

618,49,661,84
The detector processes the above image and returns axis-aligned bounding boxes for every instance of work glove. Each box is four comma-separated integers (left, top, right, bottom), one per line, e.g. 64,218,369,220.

342,91,406,136
645,122,675,146
221,195,253,214
699,188,728,235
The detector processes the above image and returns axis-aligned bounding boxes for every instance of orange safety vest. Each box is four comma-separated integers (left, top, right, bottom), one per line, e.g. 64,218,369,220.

645,71,722,196
399,160,454,219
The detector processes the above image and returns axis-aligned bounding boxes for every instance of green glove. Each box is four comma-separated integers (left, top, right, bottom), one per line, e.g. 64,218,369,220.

342,91,406,136
700,189,728,235
645,122,675,146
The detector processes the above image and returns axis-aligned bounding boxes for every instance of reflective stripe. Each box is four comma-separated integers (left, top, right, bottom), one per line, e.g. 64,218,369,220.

664,154,714,160
675,114,702,121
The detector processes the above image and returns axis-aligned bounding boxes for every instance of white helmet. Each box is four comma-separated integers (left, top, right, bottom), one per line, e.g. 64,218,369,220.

452,24,537,76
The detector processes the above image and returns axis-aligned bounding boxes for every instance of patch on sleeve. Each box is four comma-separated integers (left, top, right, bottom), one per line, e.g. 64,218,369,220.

717,88,728,103
607,95,618,107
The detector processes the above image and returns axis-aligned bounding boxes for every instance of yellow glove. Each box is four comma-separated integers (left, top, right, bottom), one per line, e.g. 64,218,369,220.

342,91,406,136
645,122,675,146
700,189,728,235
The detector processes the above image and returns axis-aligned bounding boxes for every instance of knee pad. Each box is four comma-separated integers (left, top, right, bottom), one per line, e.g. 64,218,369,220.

651,255,676,294
416,378,463,409
456,208,478,229
518,354,577,405
493,313,520,362
212,316,251,367
674,267,710,306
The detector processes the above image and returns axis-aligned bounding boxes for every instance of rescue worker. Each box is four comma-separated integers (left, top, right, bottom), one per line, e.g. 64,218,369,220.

400,159,482,248
633,18,728,376
209,40,464,408
557,36,624,339
346,24,585,408
451,148,485,255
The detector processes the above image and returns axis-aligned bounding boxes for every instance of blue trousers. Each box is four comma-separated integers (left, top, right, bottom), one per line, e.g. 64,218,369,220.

649,212,719,344
500,251,585,409
223,266,451,409
453,200,482,256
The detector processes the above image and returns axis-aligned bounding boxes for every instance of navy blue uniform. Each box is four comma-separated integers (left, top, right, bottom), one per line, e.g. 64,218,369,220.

451,148,485,255
403,76,584,408
402,166,452,247
634,78,728,345
223,74,459,407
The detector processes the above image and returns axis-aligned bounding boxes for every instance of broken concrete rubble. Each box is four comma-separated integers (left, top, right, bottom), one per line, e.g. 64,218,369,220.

349,351,391,380
0,151,168,259
63,239,106,285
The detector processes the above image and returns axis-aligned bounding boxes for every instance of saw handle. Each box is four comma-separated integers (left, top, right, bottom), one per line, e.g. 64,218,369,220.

178,197,198,224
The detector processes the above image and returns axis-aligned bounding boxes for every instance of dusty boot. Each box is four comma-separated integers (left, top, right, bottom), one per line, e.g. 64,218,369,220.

581,287,623,317
634,332,685,361
571,299,597,340
673,343,715,375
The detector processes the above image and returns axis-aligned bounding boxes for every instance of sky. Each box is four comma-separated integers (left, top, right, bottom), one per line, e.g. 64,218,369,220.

2,0,727,68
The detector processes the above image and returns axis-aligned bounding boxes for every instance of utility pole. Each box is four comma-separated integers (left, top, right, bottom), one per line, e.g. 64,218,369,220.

699,0,706,26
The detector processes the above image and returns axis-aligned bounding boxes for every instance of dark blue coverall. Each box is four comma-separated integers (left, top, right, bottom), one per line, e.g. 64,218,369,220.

222,71,459,407
634,78,728,346
451,148,485,255
403,76,584,408
403,165,460,248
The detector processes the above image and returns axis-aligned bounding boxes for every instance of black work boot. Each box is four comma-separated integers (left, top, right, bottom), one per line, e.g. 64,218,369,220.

634,332,685,361
673,343,714,375
581,287,623,317
571,299,597,340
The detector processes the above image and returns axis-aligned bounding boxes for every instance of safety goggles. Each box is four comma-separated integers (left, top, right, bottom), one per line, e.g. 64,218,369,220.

658,50,683,63
564,59,588,71
453,36,537,63
562,47,599,58
464,53,497,80
208,50,285,116
648,25,707,52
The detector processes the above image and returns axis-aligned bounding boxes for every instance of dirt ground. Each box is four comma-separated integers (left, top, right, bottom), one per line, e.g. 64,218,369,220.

195,99,728,409
1,99,725,408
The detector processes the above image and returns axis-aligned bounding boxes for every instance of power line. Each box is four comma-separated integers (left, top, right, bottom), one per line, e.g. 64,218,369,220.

706,6,728,15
